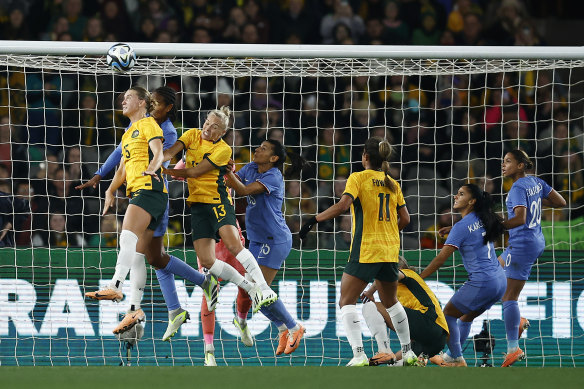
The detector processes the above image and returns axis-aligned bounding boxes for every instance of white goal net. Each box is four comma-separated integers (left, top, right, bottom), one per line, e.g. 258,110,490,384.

0,43,583,366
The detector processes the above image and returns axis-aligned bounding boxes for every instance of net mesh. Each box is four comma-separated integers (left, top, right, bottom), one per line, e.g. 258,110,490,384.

0,52,583,366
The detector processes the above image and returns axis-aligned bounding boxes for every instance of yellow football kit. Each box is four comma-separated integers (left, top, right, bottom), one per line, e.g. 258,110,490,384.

120,116,166,196
398,269,449,334
343,170,405,263
178,128,232,205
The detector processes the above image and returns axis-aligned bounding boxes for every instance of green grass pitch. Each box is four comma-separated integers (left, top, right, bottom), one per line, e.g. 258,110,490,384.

2,367,583,389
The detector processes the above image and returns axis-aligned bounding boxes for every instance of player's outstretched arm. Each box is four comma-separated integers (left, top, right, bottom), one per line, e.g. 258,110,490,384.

75,174,102,190
419,245,457,279
299,194,353,240
75,144,122,190
225,170,266,196
103,159,126,216
162,140,185,162
164,158,214,179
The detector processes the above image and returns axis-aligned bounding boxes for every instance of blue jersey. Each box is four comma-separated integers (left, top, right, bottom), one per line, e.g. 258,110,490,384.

236,162,290,244
505,176,552,251
95,117,177,176
444,212,504,282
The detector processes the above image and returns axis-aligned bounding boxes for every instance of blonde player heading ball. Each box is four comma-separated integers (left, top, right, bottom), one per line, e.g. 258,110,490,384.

299,137,420,366
163,106,278,313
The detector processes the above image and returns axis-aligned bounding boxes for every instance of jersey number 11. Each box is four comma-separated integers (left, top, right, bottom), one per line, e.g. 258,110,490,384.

378,193,391,222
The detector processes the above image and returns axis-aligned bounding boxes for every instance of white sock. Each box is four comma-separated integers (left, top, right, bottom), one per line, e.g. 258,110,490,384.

362,301,391,354
205,343,215,353
386,302,411,354
277,323,287,333
129,253,146,310
289,324,300,332
340,305,364,357
209,259,253,292
109,230,139,290
236,249,269,290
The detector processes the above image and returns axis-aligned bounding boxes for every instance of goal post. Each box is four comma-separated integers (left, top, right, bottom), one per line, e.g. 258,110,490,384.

0,42,583,367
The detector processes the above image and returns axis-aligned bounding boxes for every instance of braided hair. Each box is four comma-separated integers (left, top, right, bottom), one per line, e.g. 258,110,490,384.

462,183,504,245
153,86,177,122
264,139,308,179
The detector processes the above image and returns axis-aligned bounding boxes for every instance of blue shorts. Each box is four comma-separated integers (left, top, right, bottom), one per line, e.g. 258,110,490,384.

249,238,292,270
449,274,506,315
153,199,169,238
501,245,544,281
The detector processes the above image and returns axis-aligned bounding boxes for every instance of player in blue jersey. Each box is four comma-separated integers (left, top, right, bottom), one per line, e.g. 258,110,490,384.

499,150,566,367
224,139,308,355
420,183,507,367
78,86,217,337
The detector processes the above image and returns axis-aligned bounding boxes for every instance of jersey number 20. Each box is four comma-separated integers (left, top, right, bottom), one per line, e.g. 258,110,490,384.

528,198,542,228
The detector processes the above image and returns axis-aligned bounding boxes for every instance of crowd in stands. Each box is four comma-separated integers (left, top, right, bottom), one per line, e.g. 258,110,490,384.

0,0,582,250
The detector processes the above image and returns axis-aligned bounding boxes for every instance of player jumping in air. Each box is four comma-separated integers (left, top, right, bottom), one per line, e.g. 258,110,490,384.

163,107,277,315
225,139,309,357
80,86,217,336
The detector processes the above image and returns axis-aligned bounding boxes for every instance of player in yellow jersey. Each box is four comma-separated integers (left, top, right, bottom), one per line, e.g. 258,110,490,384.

162,106,277,313
299,137,419,366
85,86,169,332
361,257,449,366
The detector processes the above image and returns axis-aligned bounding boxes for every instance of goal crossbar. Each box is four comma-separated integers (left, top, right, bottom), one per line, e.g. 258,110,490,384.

0,41,583,59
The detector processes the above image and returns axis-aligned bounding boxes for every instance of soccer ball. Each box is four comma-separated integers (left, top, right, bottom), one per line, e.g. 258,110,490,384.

106,43,136,72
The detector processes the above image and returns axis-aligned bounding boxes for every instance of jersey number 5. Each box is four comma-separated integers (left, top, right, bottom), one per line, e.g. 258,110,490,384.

123,144,130,158
378,193,391,221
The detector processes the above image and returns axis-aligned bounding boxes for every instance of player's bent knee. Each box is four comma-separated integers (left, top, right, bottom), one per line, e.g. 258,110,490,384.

199,257,215,269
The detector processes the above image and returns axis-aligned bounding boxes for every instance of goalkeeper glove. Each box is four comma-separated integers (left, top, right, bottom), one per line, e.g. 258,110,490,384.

299,216,318,240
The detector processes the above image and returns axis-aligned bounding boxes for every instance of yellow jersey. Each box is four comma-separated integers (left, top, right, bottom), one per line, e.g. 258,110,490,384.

343,170,405,263
121,116,166,196
179,128,232,205
398,269,449,334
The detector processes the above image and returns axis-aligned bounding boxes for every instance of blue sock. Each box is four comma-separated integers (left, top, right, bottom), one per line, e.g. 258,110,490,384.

503,300,520,351
260,304,284,327
445,314,462,358
264,298,297,329
165,255,205,286
458,320,473,351
155,268,180,311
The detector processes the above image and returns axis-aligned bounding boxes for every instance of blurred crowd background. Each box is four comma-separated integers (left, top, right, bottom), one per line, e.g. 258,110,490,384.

0,0,583,251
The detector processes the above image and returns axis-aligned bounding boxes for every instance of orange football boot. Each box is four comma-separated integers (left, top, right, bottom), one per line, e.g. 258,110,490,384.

518,317,530,338
369,352,396,366
501,348,525,367
284,325,305,354
113,309,146,334
276,330,289,355
85,288,123,302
